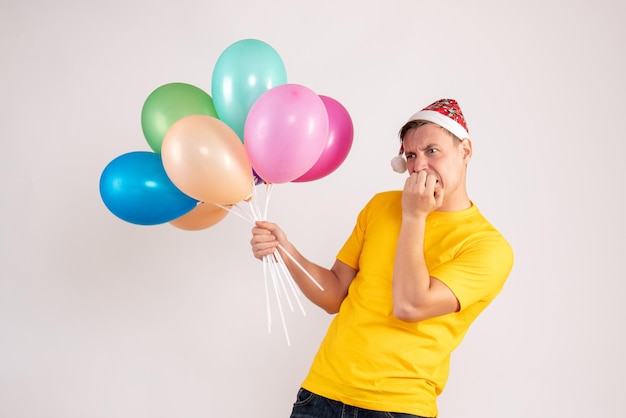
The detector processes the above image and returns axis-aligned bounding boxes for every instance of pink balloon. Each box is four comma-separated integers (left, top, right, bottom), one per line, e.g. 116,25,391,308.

244,84,329,184
293,95,354,182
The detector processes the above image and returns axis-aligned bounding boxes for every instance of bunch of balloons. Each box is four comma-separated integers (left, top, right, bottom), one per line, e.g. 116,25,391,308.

99,38,354,231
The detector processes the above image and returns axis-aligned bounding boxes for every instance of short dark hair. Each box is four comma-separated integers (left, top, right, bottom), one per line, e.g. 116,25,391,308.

398,120,460,142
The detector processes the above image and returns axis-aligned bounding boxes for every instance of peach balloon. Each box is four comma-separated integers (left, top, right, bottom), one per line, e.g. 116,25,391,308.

161,115,253,204
169,202,229,231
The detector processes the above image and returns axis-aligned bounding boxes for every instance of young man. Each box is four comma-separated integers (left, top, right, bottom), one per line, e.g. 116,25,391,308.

250,98,514,417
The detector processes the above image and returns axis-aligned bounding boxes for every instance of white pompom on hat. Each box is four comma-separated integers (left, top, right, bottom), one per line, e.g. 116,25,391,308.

391,98,469,173
391,149,407,173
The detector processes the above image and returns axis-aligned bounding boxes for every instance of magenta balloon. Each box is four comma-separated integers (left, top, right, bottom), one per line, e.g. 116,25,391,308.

293,95,354,182
244,84,329,184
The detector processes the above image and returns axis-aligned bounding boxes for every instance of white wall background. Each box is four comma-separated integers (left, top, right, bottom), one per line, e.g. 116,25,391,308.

2,0,624,416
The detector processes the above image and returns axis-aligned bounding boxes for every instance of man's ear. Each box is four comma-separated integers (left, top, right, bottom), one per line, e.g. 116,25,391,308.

461,138,472,161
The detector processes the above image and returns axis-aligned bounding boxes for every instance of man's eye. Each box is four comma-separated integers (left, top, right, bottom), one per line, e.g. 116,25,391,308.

428,148,438,154
406,154,416,159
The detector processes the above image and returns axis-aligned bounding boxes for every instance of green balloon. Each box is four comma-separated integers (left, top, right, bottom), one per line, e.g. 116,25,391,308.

141,82,218,153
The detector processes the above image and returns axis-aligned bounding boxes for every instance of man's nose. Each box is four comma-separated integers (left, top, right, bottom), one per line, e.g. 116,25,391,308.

412,155,428,172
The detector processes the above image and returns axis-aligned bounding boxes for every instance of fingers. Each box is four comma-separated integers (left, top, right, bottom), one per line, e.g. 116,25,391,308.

250,236,278,259
406,171,436,193
403,171,443,214
254,220,274,229
424,173,438,192
250,221,280,260
416,170,428,185
404,171,424,192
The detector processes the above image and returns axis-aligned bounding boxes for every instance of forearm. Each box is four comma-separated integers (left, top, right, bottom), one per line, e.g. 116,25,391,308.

392,215,432,321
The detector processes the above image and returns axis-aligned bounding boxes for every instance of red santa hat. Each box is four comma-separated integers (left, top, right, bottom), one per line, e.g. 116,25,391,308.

391,98,469,173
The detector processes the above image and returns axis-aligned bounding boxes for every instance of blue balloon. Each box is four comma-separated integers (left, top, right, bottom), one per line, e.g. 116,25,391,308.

211,39,288,142
99,151,197,225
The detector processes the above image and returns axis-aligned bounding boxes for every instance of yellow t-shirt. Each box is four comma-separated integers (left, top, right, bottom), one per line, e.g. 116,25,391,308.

301,191,514,417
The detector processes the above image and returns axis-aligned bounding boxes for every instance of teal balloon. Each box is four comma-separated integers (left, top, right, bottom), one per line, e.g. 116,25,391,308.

99,151,197,225
141,83,218,153
211,39,287,142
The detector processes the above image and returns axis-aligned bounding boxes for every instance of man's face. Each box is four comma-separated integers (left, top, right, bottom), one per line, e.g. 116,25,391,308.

402,123,471,202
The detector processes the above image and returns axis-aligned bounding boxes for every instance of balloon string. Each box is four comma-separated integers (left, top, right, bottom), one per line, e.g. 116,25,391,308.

266,253,291,346
211,198,323,290
275,250,306,315
262,257,272,333
264,183,273,220
212,202,254,224
246,199,262,222
210,187,323,346
276,244,324,291
268,255,295,313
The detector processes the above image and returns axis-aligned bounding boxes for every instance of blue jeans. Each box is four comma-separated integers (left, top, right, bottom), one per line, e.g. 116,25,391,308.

290,388,432,418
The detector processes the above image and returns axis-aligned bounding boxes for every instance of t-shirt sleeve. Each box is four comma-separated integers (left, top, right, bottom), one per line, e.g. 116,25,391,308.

336,199,371,270
431,234,514,310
